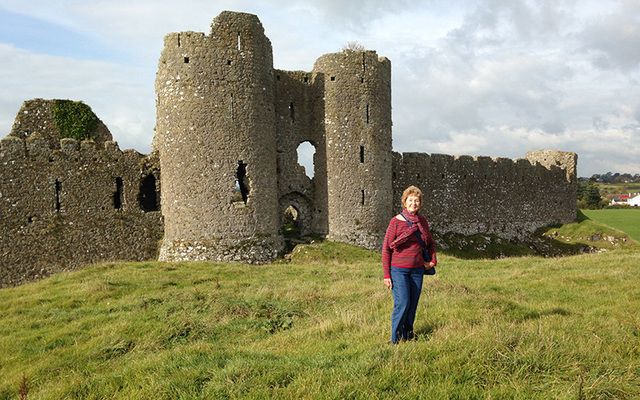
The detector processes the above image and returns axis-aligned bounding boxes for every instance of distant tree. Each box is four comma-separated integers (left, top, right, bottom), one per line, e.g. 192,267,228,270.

584,182,604,209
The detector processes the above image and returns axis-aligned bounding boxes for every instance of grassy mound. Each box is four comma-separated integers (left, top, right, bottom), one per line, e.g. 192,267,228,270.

1,243,639,399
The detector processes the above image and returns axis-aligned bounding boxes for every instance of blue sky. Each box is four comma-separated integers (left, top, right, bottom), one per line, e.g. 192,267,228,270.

0,0,639,177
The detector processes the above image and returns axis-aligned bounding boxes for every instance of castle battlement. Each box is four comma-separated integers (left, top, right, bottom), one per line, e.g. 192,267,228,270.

0,136,146,163
0,10,578,286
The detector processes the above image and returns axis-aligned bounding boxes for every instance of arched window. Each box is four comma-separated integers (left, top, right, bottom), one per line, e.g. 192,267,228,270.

296,141,316,179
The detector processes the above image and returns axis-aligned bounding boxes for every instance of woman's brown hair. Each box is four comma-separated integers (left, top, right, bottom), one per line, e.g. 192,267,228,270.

401,185,423,209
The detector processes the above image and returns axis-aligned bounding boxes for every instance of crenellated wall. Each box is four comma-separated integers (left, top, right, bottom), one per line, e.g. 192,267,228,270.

0,136,163,287
392,151,577,239
0,11,579,286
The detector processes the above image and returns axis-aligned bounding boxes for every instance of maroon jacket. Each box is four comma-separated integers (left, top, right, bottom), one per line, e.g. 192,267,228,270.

381,214,437,279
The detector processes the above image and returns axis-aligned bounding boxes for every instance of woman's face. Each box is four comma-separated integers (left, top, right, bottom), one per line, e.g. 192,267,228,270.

404,194,421,214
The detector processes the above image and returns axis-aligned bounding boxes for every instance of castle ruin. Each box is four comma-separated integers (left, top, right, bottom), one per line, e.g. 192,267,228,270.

0,11,577,286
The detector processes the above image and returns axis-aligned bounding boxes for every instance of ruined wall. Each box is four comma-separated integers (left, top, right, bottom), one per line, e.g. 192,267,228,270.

0,136,163,287
392,151,577,239
10,98,113,149
155,11,283,262
313,51,393,249
273,70,328,236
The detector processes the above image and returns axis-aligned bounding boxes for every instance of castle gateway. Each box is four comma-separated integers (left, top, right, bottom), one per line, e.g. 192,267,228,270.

0,11,576,286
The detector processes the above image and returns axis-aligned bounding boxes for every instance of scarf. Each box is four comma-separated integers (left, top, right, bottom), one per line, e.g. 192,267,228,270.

390,209,432,250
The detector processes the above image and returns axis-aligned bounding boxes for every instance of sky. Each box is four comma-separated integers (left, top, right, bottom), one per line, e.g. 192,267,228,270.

0,0,639,177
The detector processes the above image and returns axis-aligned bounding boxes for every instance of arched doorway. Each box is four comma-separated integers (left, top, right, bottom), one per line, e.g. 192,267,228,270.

279,192,313,238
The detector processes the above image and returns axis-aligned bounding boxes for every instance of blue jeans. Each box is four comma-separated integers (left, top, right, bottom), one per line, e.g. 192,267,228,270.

390,266,424,343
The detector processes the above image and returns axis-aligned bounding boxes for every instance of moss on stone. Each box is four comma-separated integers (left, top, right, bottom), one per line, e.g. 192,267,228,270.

52,100,98,141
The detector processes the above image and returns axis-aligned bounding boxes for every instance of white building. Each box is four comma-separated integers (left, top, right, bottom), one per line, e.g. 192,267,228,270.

629,195,640,207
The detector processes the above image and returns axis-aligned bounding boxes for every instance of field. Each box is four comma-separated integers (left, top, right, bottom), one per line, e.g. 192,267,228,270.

595,182,640,197
1,240,639,399
581,208,640,242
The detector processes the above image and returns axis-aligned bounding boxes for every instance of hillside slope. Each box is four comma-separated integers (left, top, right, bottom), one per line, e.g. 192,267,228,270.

1,243,639,399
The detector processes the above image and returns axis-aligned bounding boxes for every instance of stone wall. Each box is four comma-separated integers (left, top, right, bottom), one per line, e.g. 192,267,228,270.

392,151,577,239
0,136,163,287
273,69,328,237
313,51,393,249
155,11,283,262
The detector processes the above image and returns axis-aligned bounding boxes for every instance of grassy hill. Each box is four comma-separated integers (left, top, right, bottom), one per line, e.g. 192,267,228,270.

1,240,639,399
581,208,640,242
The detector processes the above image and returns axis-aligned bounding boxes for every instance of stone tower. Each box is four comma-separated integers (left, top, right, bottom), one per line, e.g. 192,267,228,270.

313,51,393,249
155,11,283,262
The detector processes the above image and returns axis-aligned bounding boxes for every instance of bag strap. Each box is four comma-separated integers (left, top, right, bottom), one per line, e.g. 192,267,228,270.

400,212,427,250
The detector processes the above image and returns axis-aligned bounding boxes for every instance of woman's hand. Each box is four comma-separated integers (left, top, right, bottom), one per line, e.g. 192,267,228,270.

383,278,392,290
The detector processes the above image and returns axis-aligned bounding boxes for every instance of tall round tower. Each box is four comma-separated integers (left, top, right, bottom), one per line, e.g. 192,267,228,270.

155,11,283,262
313,50,393,249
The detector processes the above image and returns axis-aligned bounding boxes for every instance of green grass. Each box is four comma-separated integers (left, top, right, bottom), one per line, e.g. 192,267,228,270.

581,208,640,242
1,242,639,399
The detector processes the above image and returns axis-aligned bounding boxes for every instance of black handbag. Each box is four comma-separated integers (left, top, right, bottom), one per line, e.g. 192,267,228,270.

400,212,436,276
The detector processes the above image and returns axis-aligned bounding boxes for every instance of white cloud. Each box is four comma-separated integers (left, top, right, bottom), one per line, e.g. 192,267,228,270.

0,0,639,177
0,43,153,151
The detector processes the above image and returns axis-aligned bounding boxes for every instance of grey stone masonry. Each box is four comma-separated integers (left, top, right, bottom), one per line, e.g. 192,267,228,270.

0,11,579,285
155,11,283,262
0,134,163,287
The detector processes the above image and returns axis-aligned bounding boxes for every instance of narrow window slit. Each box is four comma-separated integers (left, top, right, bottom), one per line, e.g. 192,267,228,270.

139,174,159,212
361,189,365,205
362,52,366,73
366,103,370,124
113,177,124,209
54,179,61,212
360,145,365,163
235,161,249,204
289,102,295,122
177,34,181,47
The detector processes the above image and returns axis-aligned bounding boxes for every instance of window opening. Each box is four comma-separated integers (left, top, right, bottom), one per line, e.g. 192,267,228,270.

113,177,124,209
361,77,364,83
55,179,61,212
282,205,300,238
227,60,232,65
139,174,159,212
360,145,365,163
235,160,249,204
303,76,308,83
177,33,181,47
296,141,316,179
330,76,335,81
366,103,370,124
184,56,189,63
362,52,366,73
361,189,365,205
289,102,295,122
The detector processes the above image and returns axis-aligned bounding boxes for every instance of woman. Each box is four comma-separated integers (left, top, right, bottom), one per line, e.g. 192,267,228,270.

382,185,437,344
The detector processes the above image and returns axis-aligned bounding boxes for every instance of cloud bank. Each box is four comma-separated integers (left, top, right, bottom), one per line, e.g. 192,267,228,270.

0,0,638,176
